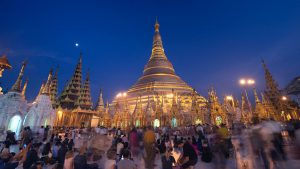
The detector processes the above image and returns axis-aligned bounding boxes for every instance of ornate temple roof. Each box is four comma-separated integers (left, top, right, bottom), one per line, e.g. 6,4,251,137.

75,71,93,110
58,54,82,109
127,20,194,96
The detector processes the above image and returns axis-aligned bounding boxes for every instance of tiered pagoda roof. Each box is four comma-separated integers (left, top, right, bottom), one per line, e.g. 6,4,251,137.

262,60,282,110
50,68,59,107
75,72,93,110
58,54,82,109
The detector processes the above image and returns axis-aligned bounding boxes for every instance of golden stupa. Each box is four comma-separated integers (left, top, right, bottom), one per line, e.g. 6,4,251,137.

111,21,207,128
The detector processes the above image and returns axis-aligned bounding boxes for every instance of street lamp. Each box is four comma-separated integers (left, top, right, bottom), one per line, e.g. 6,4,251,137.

282,96,287,101
239,79,246,85
239,78,255,86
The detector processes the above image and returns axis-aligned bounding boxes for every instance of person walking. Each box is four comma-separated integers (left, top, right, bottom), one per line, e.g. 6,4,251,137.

143,126,156,169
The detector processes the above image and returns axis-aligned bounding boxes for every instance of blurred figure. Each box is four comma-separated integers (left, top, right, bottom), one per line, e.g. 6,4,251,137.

63,150,74,169
74,146,88,169
178,139,198,169
143,126,156,169
213,124,229,169
23,143,40,169
105,146,117,169
129,128,139,157
161,147,176,169
117,149,136,169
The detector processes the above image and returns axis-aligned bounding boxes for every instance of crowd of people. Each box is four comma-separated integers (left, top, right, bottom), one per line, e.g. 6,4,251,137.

0,118,300,169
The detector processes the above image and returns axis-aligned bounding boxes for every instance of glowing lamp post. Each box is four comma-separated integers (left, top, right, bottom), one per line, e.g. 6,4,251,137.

282,96,287,101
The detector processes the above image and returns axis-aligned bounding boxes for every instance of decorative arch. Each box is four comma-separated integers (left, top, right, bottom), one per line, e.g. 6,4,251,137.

8,114,22,135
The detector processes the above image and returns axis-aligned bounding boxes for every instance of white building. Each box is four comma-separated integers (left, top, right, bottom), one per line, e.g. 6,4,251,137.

0,62,56,140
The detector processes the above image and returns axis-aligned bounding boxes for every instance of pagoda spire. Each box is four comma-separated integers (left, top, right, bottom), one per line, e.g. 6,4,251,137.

262,59,282,112
41,69,53,95
127,20,194,95
58,53,82,109
241,92,251,123
10,61,26,92
208,88,226,125
253,88,267,119
50,66,59,107
36,82,45,100
155,17,160,32
150,19,167,60
253,88,261,103
95,89,105,112
21,78,28,97
76,71,93,110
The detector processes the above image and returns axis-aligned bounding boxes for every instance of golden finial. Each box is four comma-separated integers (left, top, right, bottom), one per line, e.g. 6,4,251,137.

155,17,160,32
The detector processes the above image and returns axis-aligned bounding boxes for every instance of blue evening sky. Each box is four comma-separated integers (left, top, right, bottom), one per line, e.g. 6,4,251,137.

0,0,299,103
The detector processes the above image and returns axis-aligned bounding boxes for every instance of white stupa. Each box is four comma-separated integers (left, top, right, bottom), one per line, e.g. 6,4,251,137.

23,70,56,130
0,62,28,139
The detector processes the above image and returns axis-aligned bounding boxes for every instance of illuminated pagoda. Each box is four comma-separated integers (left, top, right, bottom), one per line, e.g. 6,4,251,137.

262,60,296,120
111,20,207,128
56,53,99,127
207,88,227,125
23,69,56,129
253,88,268,119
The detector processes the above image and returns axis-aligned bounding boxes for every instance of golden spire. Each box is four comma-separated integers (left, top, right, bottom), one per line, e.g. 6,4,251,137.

151,18,166,60
21,78,28,97
96,88,105,112
155,17,160,32
10,61,26,92
37,82,45,98
127,19,194,96
253,88,261,103
42,68,53,95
